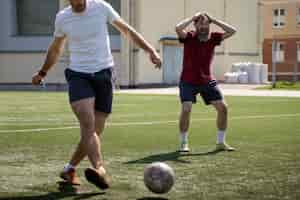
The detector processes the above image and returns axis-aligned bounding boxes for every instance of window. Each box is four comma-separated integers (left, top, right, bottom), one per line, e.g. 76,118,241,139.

297,8,300,25
297,43,300,62
16,0,59,36
105,0,121,35
273,8,286,28
272,42,285,62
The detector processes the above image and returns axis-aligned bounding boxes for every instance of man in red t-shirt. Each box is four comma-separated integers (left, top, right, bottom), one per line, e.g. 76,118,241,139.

175,13,236,152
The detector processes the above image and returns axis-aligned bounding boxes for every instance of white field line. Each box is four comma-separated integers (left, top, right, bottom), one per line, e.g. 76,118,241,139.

0,98,298,122
0,118,75,123
116,89,300,98
0,122,79,126
0,113,299,133
0,111,211,123
112,103,138,107
0,103,137,114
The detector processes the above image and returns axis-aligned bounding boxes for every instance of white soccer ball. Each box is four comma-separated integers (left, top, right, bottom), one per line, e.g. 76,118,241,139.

143,162,175,194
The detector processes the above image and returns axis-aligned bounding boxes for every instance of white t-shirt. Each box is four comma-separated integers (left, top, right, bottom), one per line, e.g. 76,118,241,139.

54,0,120,73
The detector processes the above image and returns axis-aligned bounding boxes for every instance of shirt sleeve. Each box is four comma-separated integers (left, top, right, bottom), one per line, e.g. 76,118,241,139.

53,14,65,38
104,2,121,24
179,32,193,43
211,32,224,46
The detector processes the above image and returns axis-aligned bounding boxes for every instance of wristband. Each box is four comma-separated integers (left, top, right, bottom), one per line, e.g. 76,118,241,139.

38,70,47,77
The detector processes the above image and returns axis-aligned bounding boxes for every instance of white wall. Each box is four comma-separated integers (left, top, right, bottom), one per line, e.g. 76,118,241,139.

0,52,121,83
135,0,262,83
226,0,260,54
134,0,185,84
0,0,262,85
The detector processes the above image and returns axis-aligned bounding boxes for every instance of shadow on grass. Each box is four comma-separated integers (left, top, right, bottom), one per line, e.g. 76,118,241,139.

124,150,223,164
0,192,105,200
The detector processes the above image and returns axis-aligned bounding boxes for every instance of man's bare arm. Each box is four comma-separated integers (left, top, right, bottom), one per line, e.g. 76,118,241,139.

112,18,161,68
175,12,202,39
41,36,67,73
206,14,236,40
32,36,66,85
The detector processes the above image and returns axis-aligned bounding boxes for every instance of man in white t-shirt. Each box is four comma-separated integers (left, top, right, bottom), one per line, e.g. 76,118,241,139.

32,0,161,190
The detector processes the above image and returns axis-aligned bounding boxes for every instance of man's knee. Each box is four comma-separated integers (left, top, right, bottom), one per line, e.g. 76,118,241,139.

212,101,228,115
182,102,192,114
77,110,95,130
81,121,96,134
80,131,98,147
95,112,109,135
75,111,96,137
218,103,228,115
72,103,95,132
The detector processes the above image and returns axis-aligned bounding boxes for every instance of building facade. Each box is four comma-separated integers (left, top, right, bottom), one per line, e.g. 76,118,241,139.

261,0,300,81
0,0,262,87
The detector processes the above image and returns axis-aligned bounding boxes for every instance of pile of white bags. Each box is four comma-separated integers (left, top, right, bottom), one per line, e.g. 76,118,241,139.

224,63,268,84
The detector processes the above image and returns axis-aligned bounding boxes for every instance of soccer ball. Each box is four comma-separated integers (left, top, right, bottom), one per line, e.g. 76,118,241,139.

143,162,175,194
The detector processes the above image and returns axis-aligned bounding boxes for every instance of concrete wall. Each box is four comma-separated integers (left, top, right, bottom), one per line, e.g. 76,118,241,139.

135,0,262,83
133,0,185,85
0,52,121,84
0,0,121,85
0,0,262,86
0,51,71,84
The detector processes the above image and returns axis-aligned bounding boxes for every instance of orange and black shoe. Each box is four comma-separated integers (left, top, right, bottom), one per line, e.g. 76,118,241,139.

84,167,111,190
59,168,81,185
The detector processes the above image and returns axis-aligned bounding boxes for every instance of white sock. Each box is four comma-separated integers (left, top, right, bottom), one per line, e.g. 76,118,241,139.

217,130,226,144
63,163,75,172
180,132,188,144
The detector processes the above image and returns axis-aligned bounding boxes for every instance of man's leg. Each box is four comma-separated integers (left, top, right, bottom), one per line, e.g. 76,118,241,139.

179,102,192,152
60,97,103,184
66,98,111,189
95,111,109,137
67,111,109,167
82,69,112,190
211,100,235,151
70,98,103,169
211,100,228,131
178,81,197,152
179,102,193,133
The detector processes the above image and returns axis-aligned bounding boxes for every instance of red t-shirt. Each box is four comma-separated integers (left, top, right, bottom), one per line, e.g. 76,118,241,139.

179,31,223,84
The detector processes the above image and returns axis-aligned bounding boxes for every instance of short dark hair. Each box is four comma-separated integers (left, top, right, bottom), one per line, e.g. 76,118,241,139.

194,15,209,24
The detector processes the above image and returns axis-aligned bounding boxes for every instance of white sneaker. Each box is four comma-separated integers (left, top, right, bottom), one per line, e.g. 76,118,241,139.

179,142,190,152
215,143,236,151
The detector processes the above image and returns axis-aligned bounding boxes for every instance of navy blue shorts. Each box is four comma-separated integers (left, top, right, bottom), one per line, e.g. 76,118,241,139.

64,68,113,113
179,80,223,105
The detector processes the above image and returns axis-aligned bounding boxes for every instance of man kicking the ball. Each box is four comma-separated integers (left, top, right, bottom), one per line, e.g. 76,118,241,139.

32,0,161,189
175,12,236,152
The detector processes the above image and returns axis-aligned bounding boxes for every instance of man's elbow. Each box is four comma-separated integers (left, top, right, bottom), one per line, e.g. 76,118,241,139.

230,27,237,35
232,28,237,35
226,29,236,38
175,26,182,35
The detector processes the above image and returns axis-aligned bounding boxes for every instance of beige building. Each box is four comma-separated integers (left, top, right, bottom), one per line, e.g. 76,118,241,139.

0,0,262,88
261,0,300,81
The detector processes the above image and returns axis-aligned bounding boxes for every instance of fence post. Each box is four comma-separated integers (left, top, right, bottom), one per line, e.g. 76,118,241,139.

272,41,277,88
294,62,299,82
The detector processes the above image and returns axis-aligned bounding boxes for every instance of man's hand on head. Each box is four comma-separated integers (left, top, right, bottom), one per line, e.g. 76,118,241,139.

203,13,213,24
192,12,203,22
